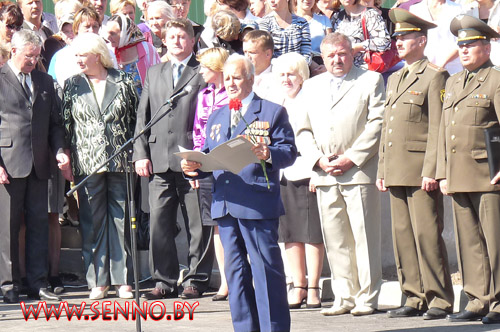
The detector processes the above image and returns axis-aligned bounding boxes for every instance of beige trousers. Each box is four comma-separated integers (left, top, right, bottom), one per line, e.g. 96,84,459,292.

316,183,382,309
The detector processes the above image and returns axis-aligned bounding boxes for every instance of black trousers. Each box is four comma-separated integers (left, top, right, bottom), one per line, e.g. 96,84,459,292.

0,170,49,294
148,170,213,292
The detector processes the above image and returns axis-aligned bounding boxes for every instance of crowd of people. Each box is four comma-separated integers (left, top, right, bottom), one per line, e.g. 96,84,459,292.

2,0,500,330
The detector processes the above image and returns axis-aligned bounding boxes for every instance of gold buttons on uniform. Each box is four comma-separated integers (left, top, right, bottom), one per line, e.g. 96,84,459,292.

451,135,456,140
454,107,458,112
392,105,396,109
388,129,393,134
390,116,394,121
451,148,456,153
451,121,456,126
388,142,393,147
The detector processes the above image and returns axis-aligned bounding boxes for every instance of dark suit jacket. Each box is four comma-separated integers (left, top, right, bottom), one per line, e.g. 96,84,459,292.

133,55,206,173
202,95,297,220
0,64,66,180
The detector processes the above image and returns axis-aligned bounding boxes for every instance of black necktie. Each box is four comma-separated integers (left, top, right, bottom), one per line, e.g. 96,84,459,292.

20,73,32,102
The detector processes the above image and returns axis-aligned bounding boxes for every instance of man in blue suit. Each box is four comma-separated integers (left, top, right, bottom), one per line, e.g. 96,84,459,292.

182,54,296,332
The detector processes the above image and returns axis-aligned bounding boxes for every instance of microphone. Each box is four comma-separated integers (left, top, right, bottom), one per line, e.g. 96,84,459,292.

166,85,193,105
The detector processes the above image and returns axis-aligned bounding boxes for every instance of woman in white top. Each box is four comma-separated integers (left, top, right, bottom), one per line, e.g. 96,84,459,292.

274,52,324,310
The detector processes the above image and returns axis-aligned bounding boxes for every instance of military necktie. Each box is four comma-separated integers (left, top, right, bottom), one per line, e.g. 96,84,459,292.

397,67,409,93
464,71,475,88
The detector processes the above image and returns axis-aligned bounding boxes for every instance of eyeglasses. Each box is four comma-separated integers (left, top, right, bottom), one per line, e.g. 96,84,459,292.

4,23,22,31
24,54,41,62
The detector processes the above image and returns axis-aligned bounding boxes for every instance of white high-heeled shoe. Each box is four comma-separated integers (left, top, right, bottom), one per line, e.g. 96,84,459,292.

89,286,109,300
115,285,134,299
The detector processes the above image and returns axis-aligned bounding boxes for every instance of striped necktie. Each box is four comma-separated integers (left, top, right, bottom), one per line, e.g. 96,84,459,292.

20,73,32,102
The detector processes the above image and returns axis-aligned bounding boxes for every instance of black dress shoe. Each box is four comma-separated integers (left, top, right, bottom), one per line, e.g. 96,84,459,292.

482,312,500,324
446,310,484,322
49,276,65,295
212,293,228,301
387,306,425,318
142,288,178,300
180,286,201,299
423,307,449,320
34,288,62,301
3,289,19,303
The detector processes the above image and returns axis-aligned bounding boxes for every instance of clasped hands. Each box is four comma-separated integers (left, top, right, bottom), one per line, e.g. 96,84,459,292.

317,154,354,176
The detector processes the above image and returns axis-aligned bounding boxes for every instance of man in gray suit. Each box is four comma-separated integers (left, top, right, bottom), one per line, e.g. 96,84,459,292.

0,29,69,303
133,18,211,300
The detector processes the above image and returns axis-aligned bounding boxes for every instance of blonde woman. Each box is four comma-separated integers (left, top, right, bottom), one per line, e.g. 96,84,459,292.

274,52,324,309
62,33,139,300
110,0,137,21
192,47,230,301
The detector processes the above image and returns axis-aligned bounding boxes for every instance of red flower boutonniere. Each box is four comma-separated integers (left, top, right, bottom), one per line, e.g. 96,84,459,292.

229,99,242,111
229,99,270,189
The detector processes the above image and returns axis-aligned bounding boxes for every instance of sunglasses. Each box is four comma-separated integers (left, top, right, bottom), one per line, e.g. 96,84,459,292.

5,23,22,31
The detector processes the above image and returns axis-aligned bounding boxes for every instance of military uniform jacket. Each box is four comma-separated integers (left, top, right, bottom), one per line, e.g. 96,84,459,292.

378,59,449,187
436,61,500,192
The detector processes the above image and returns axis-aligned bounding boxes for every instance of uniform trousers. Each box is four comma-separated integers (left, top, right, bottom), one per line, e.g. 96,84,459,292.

316,183,382,309
0,170,49,293
389,186,453,311
217,215,290,332
76,172,130,288
452,191,500,314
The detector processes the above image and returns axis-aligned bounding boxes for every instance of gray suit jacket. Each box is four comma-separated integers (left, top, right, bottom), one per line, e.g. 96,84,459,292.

133,55,206,173
0,64,66,180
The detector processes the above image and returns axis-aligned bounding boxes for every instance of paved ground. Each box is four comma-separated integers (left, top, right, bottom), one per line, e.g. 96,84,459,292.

2,286,500,332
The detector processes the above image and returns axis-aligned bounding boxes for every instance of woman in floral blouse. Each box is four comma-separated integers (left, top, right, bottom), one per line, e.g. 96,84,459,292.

62,33,139,301
258,0,312,64
331,0,390,68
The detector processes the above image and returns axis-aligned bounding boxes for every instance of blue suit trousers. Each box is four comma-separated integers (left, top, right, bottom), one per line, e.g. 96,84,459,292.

217,215,291,332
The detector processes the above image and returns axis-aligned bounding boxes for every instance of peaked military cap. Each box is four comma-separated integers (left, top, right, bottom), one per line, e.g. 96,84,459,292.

451,14,500,45
389,8,437,37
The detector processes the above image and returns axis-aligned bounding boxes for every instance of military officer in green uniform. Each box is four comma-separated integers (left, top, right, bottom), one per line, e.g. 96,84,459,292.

377,8,454,320
436,15,500,324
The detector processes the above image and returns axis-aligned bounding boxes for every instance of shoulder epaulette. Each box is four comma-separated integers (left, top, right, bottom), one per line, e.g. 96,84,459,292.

427,63,446,72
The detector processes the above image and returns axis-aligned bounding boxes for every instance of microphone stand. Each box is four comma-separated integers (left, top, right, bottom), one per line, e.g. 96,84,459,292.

67,93,182,332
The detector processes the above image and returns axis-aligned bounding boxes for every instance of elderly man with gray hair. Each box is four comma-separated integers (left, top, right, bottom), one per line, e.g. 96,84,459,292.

181,54,296,332
0,29,70,303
